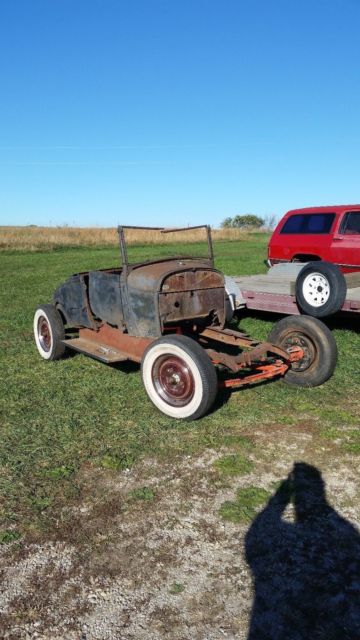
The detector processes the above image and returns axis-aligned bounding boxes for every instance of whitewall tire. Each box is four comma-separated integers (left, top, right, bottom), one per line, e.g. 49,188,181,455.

34,305,66,361
141,335,217,420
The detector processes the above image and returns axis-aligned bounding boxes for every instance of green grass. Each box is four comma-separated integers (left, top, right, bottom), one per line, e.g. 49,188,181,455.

0,529,21,545
128,486,156,502
219,486,271,523
214,453,253,476
169,582,185,595
321,426,360,453
0,235,359,540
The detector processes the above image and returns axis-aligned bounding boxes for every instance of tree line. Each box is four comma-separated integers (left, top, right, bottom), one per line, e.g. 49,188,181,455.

220,214,276,229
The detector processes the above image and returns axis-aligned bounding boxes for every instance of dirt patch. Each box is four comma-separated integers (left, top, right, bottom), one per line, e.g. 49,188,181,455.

1,426,359,639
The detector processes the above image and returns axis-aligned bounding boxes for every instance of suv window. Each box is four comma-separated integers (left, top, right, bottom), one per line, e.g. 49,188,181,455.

280,213,335,235
340,211,360,235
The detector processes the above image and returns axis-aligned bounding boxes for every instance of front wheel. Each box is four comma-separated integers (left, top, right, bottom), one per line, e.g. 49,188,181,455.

141,335,218,420
268,316,337,387
34,304,66,361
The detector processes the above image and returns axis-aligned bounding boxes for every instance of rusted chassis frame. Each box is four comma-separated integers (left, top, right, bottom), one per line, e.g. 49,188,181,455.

72,323,303,389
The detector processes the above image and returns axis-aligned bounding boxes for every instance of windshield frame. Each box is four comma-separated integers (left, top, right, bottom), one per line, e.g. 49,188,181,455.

117,225,214,267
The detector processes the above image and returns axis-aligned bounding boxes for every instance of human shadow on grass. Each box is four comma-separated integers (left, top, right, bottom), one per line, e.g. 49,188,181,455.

245,463,360,640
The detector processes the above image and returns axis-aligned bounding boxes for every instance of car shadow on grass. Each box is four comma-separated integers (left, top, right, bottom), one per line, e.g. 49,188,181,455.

109,359,140,374
245,462,360,640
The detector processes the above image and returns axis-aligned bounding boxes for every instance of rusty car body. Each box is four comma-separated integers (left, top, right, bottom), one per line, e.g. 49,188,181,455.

33,225,337,419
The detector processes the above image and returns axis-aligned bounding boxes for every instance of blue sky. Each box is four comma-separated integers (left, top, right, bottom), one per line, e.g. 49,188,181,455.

0,0,359,228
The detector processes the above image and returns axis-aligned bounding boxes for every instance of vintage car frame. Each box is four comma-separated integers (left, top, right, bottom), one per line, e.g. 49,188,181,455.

33,225,337,419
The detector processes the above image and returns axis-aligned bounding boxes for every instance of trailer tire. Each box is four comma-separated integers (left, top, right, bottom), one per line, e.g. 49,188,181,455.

268,316,337,387
34,304,66,361
141,335,217,420
295,261,346,317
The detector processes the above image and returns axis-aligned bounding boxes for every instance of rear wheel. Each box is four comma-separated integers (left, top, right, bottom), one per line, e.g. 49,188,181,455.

268,316,337,387
141,335,217,420
295,261,346,317
33,304,66,360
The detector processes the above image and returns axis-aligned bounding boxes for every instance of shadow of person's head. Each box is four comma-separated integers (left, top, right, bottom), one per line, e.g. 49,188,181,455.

291,462,327,522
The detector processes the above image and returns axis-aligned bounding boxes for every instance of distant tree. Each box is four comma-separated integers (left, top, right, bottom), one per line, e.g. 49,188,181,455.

220,217,233,228
232,214,265,229
263,214,277,230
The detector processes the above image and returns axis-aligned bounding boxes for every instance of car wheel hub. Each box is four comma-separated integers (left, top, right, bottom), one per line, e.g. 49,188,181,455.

302,273,330,307
152,355,195,406
283,333,316,372
38,316,51,352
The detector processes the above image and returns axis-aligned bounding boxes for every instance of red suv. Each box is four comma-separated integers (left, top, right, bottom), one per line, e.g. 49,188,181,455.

268,205,360,273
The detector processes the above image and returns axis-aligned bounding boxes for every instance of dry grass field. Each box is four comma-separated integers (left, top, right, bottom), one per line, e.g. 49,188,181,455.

0,225,255,251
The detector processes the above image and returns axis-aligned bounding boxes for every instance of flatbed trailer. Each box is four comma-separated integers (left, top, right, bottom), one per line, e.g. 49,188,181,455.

226,264,360,317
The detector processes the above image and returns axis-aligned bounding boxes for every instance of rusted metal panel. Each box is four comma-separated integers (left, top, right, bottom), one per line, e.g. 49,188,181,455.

127,260,219,293
79,275,98,329
161,269,223,292
159,287,225,325
125,262,226,337
79,325,154,362
53,274,95,329
88,271,124,328
64,337,128,363
126,289,160,337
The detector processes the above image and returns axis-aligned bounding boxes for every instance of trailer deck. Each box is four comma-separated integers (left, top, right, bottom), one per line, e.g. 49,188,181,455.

227,264,360,316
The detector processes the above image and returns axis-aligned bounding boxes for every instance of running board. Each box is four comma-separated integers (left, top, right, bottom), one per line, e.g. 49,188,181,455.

63,337,128,363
